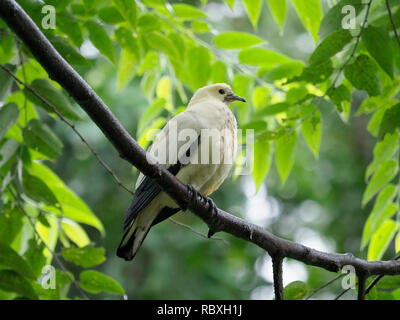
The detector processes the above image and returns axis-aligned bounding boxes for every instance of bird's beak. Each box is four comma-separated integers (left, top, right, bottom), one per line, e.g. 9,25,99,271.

225,93,246,103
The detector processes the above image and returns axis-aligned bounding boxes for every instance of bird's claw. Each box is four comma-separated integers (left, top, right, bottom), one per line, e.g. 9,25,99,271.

184,185,220,238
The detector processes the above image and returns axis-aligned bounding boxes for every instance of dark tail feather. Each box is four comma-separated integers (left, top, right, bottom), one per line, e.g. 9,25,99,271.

116,207,180,261
116,228,138,261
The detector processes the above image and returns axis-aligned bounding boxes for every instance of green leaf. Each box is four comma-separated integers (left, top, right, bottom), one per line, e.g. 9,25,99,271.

361,185,397,249
252,139,272,191
61,218,90,248
310,29,353,65
0,103,20,141
344,54,381,97
0,242,36,280
23,119,63,160
56,15,84,47
80,270,125,295
284,281,308,300
252,87,271,110
267,0,287,30
225,0,235,10
366,130,399,179
378,104,400,138
98,6,124,24
214,32,264,50
172,4,206,20
242,0,263,29
275,131,297,186
138,13,161,33
292,0,322,42
86,22,116,64
362,160,398,207
62,246,105,268
0,271,38,300
0,141,19,169
362,25,393,78
24,79,81,121
113,0,137,28
368,220,399,261
327,85,351,114
301,105,321,158
187,46,211,89
50,36,89,67
0,64,16,101
289,60,333,84
210,61,229,84
23,239,46,278
255,102,291,117
396,233,400,253
233,74,253,123
259,61,304,82
191,20,210,34
146,32,180,62
22,169,58,205
117,49,137,90
0,207,23,245
239,48,291,66
137,98,166,135
28,162,104,234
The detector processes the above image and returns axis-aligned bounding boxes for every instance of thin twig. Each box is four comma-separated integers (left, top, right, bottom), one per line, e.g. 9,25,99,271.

0,64,134,196
306,273,345,300
335,287,352,300
297,0,374,126
168,218,229,245
365,254,400,295
386,0,400,49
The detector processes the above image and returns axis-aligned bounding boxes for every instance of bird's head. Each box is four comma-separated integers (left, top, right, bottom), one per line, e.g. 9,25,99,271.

190,83,246,106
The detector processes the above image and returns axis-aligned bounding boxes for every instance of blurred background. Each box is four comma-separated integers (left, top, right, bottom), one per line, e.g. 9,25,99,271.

41,0,375,299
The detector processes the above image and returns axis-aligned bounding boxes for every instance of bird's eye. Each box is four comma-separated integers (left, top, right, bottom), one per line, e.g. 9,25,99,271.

219,89,225,95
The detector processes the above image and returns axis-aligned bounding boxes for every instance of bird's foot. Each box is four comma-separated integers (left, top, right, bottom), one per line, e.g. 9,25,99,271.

205,197,219,238
183,185,221,238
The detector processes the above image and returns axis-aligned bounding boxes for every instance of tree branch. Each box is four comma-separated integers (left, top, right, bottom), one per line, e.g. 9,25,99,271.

272,256,284,300
2,0,400,296
386,0,400,49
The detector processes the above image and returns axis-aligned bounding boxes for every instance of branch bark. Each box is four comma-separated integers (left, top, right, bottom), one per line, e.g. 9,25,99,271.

2,0,400,289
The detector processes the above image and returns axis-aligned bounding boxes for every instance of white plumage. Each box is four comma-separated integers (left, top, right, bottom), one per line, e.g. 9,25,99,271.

117,83,245,261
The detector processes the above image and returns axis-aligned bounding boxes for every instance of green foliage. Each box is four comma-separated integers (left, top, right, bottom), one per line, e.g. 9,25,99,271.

62,246,106,268
362,25,394,79
344,54,381,97
283,281,308,300
214,32,264,50
291,0,322,42
0,0,399,301
79,270,125,295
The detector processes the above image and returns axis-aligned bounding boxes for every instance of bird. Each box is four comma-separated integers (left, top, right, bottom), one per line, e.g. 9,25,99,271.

117,83,246,261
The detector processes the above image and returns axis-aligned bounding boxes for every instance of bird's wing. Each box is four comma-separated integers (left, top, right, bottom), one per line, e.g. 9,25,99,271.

123,110,201,230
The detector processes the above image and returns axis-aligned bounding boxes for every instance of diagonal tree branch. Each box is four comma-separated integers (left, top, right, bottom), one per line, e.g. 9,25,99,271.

2,0,400,298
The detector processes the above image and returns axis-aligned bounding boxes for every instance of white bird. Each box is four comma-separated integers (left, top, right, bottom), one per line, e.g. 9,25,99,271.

117,83,246,261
